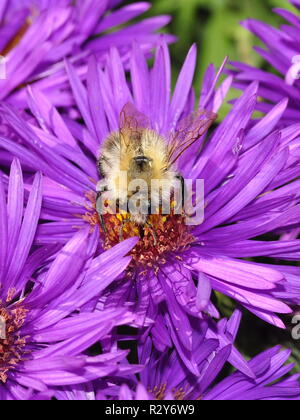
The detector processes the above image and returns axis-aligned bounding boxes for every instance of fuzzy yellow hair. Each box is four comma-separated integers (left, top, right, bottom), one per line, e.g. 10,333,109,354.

99,129,177,203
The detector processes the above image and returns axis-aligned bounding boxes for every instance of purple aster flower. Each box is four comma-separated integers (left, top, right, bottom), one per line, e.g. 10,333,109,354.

230,0,300,125
53,311,300,401
0,0,173,108
0,42,300,375
118,346,300,401
0,158,141,400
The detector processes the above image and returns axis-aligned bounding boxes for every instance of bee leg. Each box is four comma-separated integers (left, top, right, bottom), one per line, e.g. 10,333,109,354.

119,219,129,242
96,191,108,234
145,220,157,246
100,214,107,234
139,225,145,239
119,226,123,242
175,174,187,213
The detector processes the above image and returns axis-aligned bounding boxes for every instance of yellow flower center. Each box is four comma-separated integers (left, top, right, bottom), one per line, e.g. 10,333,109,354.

83,192,195,273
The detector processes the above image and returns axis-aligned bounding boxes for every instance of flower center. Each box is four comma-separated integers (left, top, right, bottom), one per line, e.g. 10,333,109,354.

149,384,187,400
150,384,167,400
0,304,28,383
83,192,195,271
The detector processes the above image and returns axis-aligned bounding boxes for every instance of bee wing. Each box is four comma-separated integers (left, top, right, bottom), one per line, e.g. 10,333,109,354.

119,103,151,149
167,109,217,167
120,103,150,131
